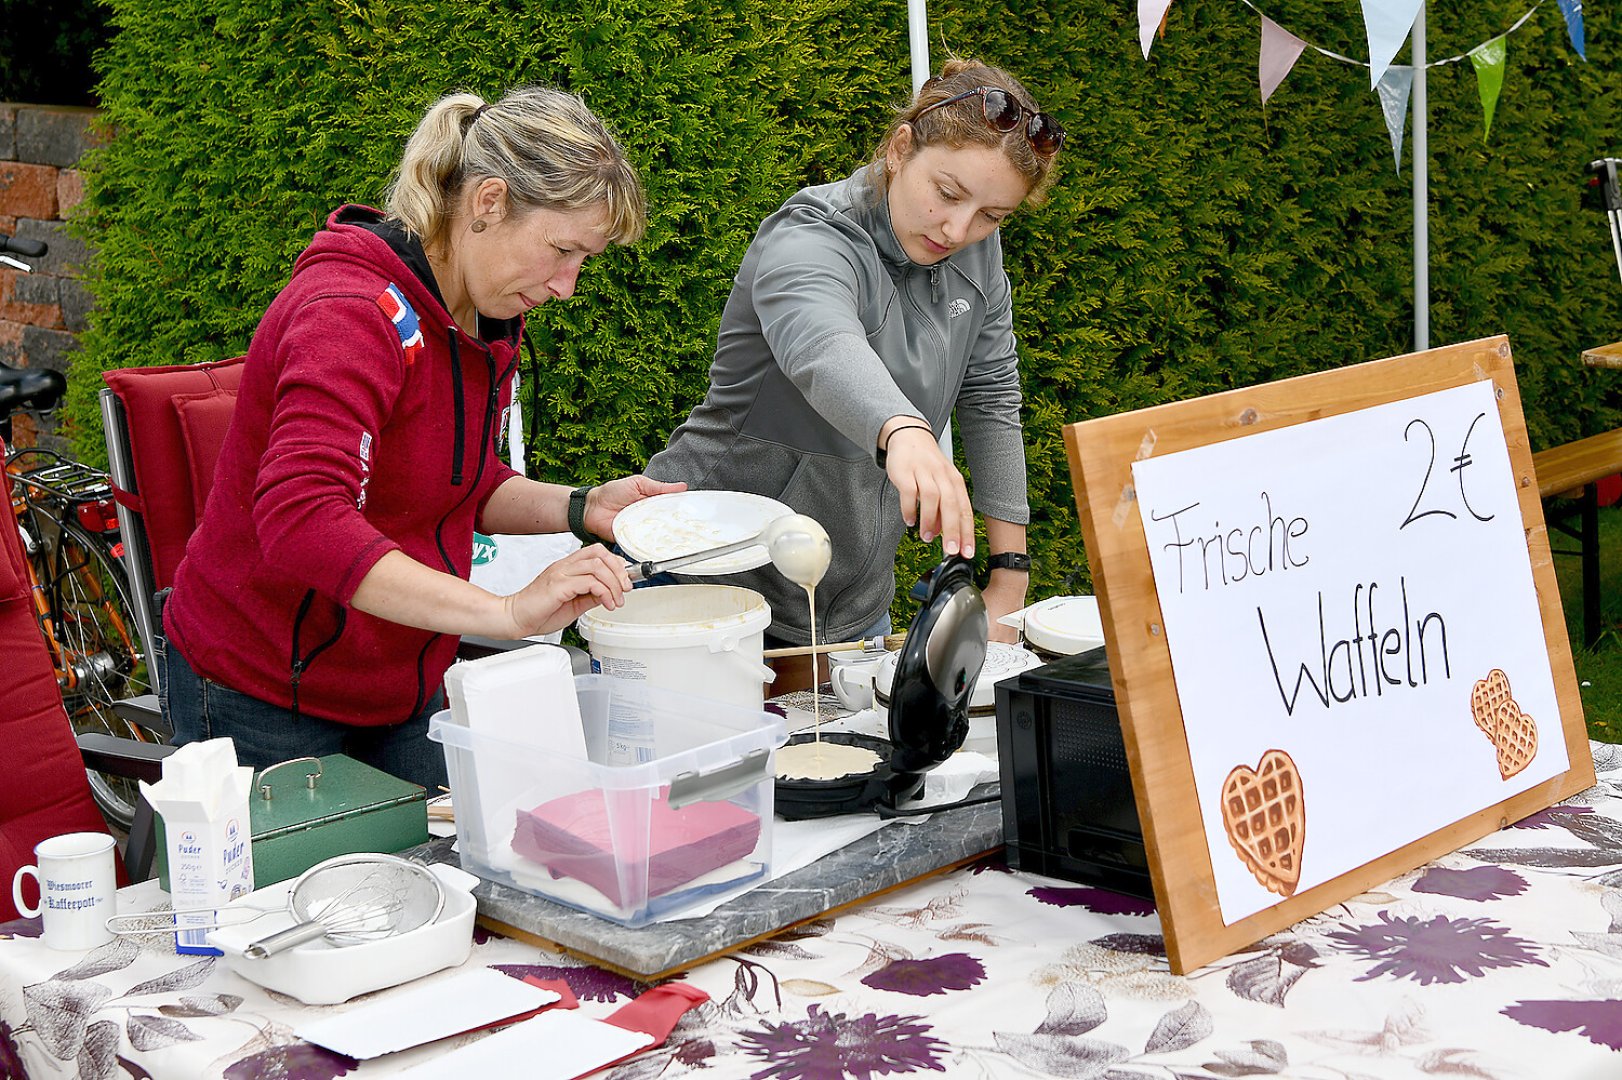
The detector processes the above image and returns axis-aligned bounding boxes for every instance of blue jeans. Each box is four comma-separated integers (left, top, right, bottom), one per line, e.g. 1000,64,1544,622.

155,633,449,792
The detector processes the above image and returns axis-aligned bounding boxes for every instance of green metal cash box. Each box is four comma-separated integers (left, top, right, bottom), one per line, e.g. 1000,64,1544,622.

155,754,430,890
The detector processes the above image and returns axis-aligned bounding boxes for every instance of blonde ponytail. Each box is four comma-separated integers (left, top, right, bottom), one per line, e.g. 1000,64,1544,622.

385,86,646,252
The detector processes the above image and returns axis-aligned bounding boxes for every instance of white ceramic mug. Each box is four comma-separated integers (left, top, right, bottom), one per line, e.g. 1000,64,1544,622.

828,649,888,711
12,832,117,950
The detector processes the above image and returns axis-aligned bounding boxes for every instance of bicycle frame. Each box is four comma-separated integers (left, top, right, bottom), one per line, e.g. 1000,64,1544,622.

7,451,139,696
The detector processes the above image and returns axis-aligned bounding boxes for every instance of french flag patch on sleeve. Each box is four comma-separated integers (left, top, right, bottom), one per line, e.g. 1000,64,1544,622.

376,283,425,366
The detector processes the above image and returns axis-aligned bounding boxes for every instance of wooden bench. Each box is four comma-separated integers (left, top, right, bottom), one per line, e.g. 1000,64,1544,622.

1532,427,1622,647
1582,340,1622,369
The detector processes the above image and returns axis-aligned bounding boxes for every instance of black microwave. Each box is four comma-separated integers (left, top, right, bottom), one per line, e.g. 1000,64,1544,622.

994,646,1154,901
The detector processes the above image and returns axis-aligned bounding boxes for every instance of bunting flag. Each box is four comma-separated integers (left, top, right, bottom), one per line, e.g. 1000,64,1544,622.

1557,0,1587,59
1137,0,1574,171
1259,16,1308,104
1470,37,1509,141
1140,0,1176,59
1360,0,1427,87
1375,65,1416,171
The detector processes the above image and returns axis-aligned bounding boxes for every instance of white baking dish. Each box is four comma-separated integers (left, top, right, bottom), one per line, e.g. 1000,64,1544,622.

206,861,478,1005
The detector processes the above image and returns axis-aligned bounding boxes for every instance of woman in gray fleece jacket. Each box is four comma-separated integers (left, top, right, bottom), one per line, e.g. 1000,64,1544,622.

647,59,1063,651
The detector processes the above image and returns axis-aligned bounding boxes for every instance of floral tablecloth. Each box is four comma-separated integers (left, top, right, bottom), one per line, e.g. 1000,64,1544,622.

7,743,1622,1079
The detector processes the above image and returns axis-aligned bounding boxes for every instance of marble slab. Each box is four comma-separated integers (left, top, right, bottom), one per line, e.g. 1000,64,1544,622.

410,796,1002,978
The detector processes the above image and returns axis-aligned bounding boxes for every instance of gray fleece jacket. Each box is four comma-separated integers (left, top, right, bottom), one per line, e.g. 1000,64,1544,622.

645,166,1030,645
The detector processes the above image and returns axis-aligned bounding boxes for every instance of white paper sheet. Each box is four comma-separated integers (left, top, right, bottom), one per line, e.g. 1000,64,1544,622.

295,968,559,1059
398,1010,654,1079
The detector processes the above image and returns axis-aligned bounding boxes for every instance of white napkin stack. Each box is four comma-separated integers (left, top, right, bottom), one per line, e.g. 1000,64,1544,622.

443,643,586,862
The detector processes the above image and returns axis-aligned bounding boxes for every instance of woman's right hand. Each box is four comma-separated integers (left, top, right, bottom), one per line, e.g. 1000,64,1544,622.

502,543,632,637
881,423,975,558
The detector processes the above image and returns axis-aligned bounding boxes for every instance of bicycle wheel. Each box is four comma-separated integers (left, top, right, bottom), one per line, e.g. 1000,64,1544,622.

27,507,159,829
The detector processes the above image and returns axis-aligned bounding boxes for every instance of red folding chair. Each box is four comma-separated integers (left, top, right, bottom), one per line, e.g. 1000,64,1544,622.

99,356,246,701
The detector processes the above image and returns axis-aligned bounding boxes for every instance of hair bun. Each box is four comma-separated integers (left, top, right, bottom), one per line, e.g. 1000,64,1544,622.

936,58,982,80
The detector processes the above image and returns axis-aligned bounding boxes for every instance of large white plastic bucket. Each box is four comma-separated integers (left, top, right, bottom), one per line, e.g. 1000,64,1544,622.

577,585,774,711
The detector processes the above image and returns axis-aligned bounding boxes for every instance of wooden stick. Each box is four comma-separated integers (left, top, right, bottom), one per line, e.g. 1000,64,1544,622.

762,632,907,659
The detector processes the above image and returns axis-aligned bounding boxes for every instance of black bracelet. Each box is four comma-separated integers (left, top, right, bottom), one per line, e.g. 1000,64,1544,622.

875,423,934,468
567,485,596,543
986,551,1032,573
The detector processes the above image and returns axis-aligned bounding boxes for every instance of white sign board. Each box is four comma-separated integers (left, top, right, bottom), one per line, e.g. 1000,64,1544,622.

1130,379,1569,925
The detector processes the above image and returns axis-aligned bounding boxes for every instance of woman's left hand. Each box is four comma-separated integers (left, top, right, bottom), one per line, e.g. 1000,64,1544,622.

503,543,634,637
585,475,687,541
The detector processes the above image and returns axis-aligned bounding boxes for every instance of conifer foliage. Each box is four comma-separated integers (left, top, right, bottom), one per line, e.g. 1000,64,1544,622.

69,0,1620,609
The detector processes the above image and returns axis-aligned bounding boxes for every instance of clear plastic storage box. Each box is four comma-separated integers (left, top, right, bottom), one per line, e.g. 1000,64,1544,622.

429,674,787,927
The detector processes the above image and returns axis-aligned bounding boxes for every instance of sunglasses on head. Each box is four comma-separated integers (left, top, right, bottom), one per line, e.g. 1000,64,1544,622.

913,85,1066,156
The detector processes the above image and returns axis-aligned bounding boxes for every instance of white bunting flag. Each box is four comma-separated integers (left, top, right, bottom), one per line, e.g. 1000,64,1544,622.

1375,65,1415,172
1140,0,1175,59
1259,16,1308,104
1361,0,1425,87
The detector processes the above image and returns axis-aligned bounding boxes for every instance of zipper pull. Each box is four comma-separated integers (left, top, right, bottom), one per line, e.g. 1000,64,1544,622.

929,266,940,303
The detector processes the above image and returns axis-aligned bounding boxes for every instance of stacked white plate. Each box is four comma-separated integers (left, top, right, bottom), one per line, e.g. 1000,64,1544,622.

1018,595,1105,658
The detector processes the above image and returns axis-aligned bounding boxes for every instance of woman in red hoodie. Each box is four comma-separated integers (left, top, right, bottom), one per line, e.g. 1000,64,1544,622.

159,86,680,789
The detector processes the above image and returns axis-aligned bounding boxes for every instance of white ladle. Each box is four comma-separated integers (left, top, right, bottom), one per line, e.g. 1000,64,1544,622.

626,512,830,586
759,513,831,587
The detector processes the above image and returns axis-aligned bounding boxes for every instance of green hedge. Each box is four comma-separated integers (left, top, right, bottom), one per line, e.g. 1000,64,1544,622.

66,0,1621,617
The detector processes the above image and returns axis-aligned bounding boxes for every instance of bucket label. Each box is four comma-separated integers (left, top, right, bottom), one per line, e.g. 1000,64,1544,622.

472,532,499,566
596,655,648,681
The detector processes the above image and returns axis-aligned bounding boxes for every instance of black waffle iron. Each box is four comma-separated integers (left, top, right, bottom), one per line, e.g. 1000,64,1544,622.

775,555,988,819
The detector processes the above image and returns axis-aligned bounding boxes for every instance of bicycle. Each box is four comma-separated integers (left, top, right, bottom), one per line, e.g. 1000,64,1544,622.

2,230,160,830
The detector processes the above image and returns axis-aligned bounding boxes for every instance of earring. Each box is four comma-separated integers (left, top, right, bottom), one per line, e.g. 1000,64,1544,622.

470,219,487,233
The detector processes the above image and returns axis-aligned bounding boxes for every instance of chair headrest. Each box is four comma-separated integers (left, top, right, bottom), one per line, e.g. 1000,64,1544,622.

102,357,246,591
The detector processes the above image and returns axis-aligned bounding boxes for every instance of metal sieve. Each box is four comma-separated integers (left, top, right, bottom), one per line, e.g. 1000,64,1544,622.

242,853,444,959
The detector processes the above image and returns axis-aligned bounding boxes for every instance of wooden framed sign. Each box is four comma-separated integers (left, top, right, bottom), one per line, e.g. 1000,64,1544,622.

1064,336,1594,974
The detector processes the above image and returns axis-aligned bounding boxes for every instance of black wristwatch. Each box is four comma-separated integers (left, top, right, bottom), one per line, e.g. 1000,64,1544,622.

567,485,596,543
986,551,1032,574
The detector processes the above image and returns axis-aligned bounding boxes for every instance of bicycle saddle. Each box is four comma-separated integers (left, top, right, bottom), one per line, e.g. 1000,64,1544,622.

0,363,67,415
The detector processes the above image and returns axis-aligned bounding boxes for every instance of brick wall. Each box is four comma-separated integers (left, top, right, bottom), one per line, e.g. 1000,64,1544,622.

0,103,101,449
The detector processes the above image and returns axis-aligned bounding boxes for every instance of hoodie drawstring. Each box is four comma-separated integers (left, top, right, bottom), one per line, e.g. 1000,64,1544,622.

448,332,466,486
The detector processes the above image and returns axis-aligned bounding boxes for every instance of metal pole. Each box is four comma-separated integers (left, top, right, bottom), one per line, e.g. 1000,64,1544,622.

907,0,930,94
1609,205,1622,284
1413,5,1429,352
508,366,524,474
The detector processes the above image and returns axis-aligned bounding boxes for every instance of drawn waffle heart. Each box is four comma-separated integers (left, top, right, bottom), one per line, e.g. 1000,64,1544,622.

1220,749,1304,898
1492,700,1538,780
1469,669,1513,741
1468,669,1540,779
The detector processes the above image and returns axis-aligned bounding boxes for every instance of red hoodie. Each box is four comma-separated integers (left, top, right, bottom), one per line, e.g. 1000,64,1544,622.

164,206,522,726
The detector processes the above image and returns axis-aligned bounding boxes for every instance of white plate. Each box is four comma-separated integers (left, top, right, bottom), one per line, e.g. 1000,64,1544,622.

613,490,793,575
1021,595,1105,656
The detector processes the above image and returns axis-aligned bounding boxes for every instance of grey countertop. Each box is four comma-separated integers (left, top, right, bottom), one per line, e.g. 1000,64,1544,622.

412,793,1002,979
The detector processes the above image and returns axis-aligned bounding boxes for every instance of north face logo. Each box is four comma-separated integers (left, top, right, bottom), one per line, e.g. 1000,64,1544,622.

946,298,971,319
